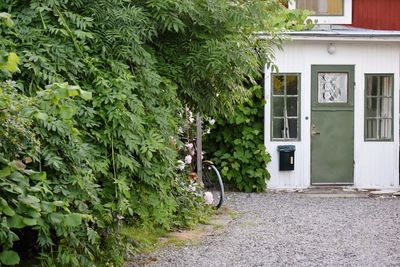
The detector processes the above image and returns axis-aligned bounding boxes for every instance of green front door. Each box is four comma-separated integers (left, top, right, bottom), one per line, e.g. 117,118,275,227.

311,65,354,184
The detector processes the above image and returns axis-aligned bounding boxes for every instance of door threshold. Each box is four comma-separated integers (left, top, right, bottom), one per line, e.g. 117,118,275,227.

311,183,354,186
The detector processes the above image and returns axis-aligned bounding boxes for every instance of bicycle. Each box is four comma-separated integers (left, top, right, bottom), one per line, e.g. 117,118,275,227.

202,159,224,209
183,137,224,209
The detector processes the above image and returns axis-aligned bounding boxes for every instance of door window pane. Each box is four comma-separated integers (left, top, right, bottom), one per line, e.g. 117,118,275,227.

318,72,348,103
365,75,393,141
297,0,343,15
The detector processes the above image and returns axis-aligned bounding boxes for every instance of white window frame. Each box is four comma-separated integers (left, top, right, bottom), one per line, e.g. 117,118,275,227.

288,0,352,25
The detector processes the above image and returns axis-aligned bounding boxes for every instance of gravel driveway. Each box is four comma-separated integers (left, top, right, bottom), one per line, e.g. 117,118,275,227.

129,191,400,267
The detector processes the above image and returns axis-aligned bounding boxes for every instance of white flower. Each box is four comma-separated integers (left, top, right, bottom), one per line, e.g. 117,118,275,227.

209,119,215,125
185,143,193,149
176,160,185,170
206,128,211,134
188,185,196,192
184,155,192,164
188,111,194,123
204,191,214,205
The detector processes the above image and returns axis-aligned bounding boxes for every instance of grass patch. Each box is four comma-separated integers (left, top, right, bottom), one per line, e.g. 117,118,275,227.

121,226,167,254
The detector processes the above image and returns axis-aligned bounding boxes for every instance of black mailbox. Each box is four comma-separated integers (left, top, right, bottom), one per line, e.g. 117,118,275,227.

277,145,295,171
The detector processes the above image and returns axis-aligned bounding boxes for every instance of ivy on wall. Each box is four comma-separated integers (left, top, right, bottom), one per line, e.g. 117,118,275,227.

205,85,271,192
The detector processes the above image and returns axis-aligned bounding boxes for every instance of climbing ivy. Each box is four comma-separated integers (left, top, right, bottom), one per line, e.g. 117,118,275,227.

205,85,271,192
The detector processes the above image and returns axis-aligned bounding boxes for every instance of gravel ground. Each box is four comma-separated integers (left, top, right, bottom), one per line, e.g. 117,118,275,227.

128,192,400,267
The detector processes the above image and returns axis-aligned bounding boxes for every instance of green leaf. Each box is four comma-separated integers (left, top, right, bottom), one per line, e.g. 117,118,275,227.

64,213,82,227
9,171,28,184
8,215,25,229
79,90,92,100
22,217,37,226
55,87,69,99
5,52,19,72
0,250,20,265
2,205,15,216
49,213,64,224
59,105,76,119
68,88,80,97
0,166,11,178
35,112,48,121
0,198,15,216
41,201,56,213
30,171,46,181
19,195,40,210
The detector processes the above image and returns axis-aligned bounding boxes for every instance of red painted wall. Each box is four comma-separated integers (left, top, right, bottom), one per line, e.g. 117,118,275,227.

351,0,400,30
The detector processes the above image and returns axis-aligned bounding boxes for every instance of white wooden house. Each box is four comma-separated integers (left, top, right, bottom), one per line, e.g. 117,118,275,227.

264,0,400,189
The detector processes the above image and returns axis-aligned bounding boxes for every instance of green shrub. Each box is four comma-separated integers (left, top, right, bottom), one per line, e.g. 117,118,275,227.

204,85,271,192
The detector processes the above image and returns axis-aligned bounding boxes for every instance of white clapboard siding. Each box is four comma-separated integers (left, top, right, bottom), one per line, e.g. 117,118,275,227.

265,40,400,189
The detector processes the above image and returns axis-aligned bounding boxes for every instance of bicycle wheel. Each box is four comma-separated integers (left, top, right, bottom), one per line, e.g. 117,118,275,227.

202,162,224,209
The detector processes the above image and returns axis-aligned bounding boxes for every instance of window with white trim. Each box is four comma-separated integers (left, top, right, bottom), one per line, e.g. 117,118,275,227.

288,0,352,24
271,74,300,141
365,74,393,141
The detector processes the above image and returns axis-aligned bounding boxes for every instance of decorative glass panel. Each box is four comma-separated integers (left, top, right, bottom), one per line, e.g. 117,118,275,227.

318,72,348,103
297,0,343,15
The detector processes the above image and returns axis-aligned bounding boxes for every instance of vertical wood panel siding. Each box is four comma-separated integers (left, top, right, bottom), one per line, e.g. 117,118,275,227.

351,0,400,30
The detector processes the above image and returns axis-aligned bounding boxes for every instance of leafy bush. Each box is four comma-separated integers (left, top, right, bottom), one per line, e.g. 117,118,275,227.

204,85,271,192
0,0,309,265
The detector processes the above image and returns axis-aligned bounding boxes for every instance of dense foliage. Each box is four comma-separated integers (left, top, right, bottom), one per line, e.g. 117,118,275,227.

0,0,308,266
205,85,270,192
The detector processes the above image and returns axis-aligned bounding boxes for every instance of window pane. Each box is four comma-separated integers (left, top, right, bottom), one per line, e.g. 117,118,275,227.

381,98,392,118
366,76,378,96
297,0,343,15
366,97,378,117
366,119,378,139
287,97,298,116
380,119,392,139
365,75,393,141
318,72,348,103
286,75,298,95
273,97,285,116
381,76,392,97
273,119,285,139
288,119,298,139
272,75,284,95
271,73,300,141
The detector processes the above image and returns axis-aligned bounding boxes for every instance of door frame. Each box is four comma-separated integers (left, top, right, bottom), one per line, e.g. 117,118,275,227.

310,65,355,185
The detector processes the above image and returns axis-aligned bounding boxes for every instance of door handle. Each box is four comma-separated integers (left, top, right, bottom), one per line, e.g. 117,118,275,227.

311,124,321,137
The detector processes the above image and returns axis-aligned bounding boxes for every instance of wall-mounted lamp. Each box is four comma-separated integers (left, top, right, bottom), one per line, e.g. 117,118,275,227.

327,43,336,55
